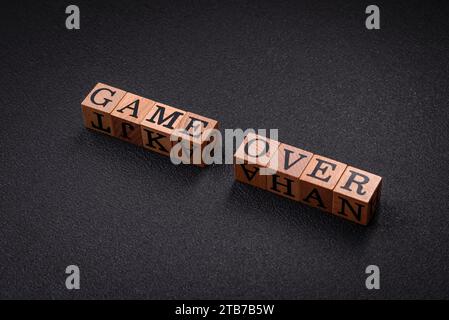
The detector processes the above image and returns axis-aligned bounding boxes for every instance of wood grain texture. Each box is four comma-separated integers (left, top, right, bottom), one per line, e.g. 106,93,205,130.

81,83,127,136
234,132,280,189
332,166,382,225
266,143,314,200
111,93,155,145
299,154,347,213
140,102,186,156
172,112,219,166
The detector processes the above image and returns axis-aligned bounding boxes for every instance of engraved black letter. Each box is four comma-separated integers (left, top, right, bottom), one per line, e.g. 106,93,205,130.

240,165,259,181
121,122,134,139
147,105,183,129
184,117,209,138
143,129,168,152
340,170,369,196
303,188,326,208
116,99,140,118
270,175,294,197
284,149,307,170
337,197,364,221
91,112,111,133
306,159,337,182
90,88,115,107
244,138,269,157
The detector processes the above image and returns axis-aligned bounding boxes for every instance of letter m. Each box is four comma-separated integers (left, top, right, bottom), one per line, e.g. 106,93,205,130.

147,105,183,129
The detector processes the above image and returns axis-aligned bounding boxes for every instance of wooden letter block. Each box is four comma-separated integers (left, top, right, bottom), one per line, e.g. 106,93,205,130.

81,83,127,136
140,102,186,156
172,112,219,166
234,132,280,189
266,144,314,200
299,155,347,213
111,93,155,145
332,166,382,225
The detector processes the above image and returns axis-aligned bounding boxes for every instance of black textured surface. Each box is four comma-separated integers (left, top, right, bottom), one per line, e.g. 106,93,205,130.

1,0,449,299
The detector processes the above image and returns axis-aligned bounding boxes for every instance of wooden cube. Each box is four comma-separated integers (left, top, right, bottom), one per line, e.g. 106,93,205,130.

234,132,280,189
299,155,347,213
332,166,382,225
172,112,219,166
110,93,155,145
266,144,314,200
140,102,186,156
81,83,127,136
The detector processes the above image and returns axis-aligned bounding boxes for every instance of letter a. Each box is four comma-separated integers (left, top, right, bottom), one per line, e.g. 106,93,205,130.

365,265,380,290
66,5,80,30
365,5,380,30
65,265,80,290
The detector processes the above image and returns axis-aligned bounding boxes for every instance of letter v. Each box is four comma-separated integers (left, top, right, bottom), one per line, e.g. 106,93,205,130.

284,149,307,170
240,164,259,181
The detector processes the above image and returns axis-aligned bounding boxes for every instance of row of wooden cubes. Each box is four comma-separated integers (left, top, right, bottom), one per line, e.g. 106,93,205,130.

81,83,218,164
234,133,382,225
81,83,381,225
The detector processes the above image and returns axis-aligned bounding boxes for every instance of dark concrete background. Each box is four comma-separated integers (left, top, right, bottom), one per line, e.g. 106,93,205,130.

1,0,448,299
